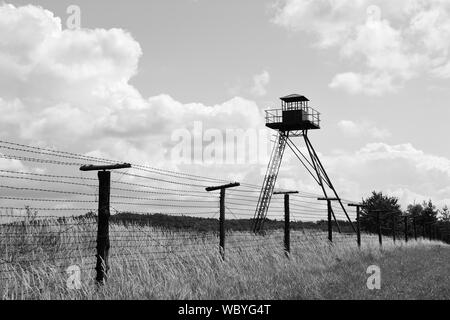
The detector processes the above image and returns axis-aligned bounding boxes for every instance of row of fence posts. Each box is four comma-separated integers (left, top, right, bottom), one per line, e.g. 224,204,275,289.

345,205,445,248
80,165,447,284
206,186,300,261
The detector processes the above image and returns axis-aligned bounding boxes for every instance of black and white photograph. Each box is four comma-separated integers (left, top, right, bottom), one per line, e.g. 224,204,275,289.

0,0,450,307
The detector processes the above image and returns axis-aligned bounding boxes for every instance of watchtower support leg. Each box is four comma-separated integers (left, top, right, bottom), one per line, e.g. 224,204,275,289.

304,133,356,233
253,132,288,233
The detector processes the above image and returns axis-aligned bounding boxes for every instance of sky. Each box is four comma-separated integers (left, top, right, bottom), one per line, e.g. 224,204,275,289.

1,0,450,210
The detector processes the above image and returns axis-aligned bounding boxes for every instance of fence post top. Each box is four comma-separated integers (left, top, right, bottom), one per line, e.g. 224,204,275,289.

80,163,132,171
205,182,240,192
317,197,340,201
274,190,299,195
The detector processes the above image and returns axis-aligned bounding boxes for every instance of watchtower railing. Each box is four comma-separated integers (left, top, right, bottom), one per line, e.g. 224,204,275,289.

265,106,321,128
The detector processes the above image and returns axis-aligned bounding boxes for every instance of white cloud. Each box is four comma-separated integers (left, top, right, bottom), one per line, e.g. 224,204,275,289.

338,120,391,139
329,72,397,95
272,0,369,48
257,141,450,209
320,142,450,207
273,0,450,95
0,157,24,172
0,5,142,101
250,70,270,97
274,141,450,209
386,187,450,210
0,4,264,171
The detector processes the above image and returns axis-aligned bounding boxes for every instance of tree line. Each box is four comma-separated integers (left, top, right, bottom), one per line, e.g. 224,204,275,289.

359,191,450,242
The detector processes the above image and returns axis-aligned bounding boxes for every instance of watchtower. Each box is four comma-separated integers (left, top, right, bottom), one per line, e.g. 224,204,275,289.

253,94,355,233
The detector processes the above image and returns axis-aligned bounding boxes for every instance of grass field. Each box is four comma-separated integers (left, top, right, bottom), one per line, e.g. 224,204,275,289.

0,217,448,300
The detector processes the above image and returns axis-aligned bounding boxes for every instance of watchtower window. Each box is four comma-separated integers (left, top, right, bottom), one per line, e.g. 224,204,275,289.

281,100,309,111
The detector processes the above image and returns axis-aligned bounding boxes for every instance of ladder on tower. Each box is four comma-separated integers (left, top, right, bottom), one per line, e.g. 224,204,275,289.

253,131,288,232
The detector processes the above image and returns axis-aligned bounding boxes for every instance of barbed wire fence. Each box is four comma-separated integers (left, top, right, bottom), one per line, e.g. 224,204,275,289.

0,139,448,285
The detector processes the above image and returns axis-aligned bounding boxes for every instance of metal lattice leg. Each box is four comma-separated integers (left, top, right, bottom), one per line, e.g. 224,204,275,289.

253,131,288,232
303,134,356,233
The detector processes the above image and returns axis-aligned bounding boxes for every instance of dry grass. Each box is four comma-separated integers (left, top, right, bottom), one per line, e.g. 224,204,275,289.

0,218,448,300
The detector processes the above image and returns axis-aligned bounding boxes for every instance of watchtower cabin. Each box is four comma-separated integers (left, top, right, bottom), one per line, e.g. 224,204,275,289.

265,94,320,131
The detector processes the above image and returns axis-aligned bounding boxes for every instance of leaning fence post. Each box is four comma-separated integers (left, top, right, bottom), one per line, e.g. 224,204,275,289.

80,162,131,284
404,216,408,243
205,182,240,260
274,190,298,256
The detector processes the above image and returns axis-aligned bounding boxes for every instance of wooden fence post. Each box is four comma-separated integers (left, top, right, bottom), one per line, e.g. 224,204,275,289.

219,188,225,260
80,162,131,284
392,214,396,243
377,211,382,247
284,194,290,254
327,200,332,242
96,170,111,284
205,182,240,261
348,203,366,248
275,191,298,256
404,216,408,243
318,198,340,243
413,217,417,241
356,206,361,248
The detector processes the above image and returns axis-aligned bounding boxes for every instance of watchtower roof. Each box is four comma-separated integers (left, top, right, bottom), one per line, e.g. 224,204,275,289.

280,94,309,103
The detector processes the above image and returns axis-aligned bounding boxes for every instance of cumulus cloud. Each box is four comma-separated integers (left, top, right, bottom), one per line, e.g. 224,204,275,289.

0,4,264,172
320,142,450,207
0,157,24,172
337,120,391,139
329,72,397,95
267,141,450,209
250,70,270,97
272,0,450,95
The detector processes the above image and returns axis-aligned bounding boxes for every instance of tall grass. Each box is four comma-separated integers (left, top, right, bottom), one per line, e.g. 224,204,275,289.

0,217,445,300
